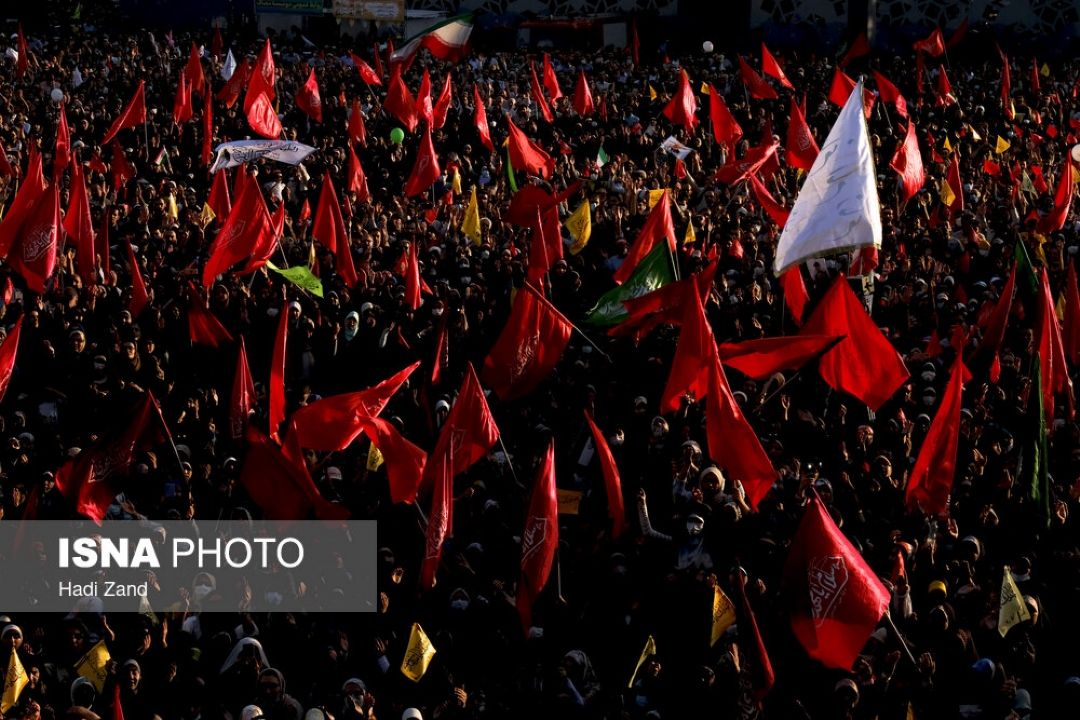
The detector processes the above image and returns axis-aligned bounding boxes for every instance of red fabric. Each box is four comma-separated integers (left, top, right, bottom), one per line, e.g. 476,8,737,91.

312,174,358,286
542,53,562,100
217,58,250,109
1031,59,1041,94
246,91,282,139
384,66,419,133
102,81,147,144
0,148,46,259
185,43,205,93
55,394,166,524
584,411,626,538
1064,260,1080,367
187,283,234,347
0,139,15,178
420,440,454,590
405,241,423,310
906,357,972,516
735,570,776,698
201,80,214,165
348,98,368,147
346,144,370,202
98,204,110,283
925,330,944,358
872,70,908,118
295,68,323,122
64,161,96,287
828,66,856,107
946,19,969,49
0,316,23,404
10,183,60,294
110,143,136,192
54,104,70,177
784,496,890,669
615,262,716,339
738,55,778,100
432,72,453,129
661,286,714,412
373,42,385,80
1000,50,1013,119
780,267,809,326
891,121,926,204
242,426,346,520
505,181,581,227
629,17,639,66
573,69,594,117
405,126,441,197
211,28,223,58
173,70,193,126
360,415,428,506
473,85,495,152
713,140,779,185
976,266,1016,363
208,169,231,220
708,86,743,150
518,439,559,631
1038,268,1072,422
349,51,382,85
936,66,956,106
662,70,698,132
482,283,573,400
15,25,28,77
244,39,276,113
946,152,964,212
269,301,288,444
913,27,945,56
506,117,555,179
414,68,434,126
800,274,910,411
718,335,844,380
526,209,552,290
784,97,819,171
613,190,677,285
229,337,256,440
202,174,274,287
529,62,555,123
840,32,870,67
749,172,790,227
761,42,794,89
1036,157,1073,233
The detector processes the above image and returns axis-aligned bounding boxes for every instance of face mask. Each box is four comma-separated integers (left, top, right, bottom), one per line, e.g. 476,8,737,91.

432,308,444,317
449,599,469,612
193,584,213,601
686,521,704,536
922,395,935,407
265,592,283,606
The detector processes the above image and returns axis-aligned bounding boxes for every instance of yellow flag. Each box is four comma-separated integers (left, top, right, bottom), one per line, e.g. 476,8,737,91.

1033,231,1048,266
648,189,667,209
700,82,710,95
710,586,737,646
556,489,583,515
401,623,436,682
998,566,1030,637
1022,171,1036,195
648,84,657,101
1041,62,1050,77
939,179,956,208
628,635,657,688
995,136,1011,154
942,137,952,152
684,220,696,245
451,167,462,195
1056,293,1066,322
75,640,111,693
1072,165,1080,184
166,194,179,222
2,652,27,712
366,442,384,471
461,187,482,245
199,202,216,228
967,124,982,141
566,200,592,255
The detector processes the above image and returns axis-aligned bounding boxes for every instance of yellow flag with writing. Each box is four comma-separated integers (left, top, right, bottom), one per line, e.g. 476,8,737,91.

2,651,27,712
998,566,1030,637
684,219,697,245
199,203,216,228
566,200,592,255
710,586,737,646
366,442,384,471
401,623,436,682
995,136,1011,154
461,187,482,245
75,640,111,693
451,167,462,195
628,635,657,688
700,82,710,95
648,189,667,209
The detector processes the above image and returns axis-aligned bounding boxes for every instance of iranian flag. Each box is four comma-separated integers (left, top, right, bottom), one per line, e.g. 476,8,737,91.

391,14,474,65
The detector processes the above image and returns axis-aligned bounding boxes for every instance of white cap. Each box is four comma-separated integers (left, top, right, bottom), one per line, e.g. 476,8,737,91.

402,710,423,720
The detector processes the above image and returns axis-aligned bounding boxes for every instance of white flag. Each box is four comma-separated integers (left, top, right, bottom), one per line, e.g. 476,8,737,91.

221,49,237,81
773,81,881,276
210,140,317,173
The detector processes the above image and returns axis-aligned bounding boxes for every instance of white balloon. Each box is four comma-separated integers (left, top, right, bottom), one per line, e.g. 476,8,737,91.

50,88,64,103
702,41,714,53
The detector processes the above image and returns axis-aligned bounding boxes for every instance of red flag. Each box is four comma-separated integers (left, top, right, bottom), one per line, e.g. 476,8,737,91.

346,144,370,202
614,262,717,341
916,52,926,94
414,68,434,126
347,98,368,147
211,28,223,59
202,175,274,287
124,236,149,317
706,348,776,509
15,24,29,78
945,152,963,212
629,17,640,66
10,184,60,294
1038,268,1072,422
735,569,776,698
102,81,147,144
506,117,555,179
801,275,910,411
245,39,276,113
246,91,282,139
0,139,14,178
505,181,582,227
529,62,555,123
349,51,382,85
946,19,969,49
405,241,423,310
584,411,626,538
1031,58,1041,95
109,143,136,192
54,104,71,177
542,53,563,100
761,42,794,90
421,441,453,590
840,32,870,67
662,70,698,132
185,43,205,94
713,140,779,185
518,439,559,631
906,357,972,516
738,55,778,100
473,85,494,153
405,126,441,197
872,70,908,118
173,69,193,126
828,66,856,107
187,283,234,347
1065,260,1080,367
269,301,288,443
432,316,448,385
718,335,844,380
613,190,677,285
784,97,818,171
217,57,250,109
230,337,256,440
432,72,453,129
748,172,790,227
936,65,956,106
201,80,214,165
780,267,809,326
0,317,22,404
784,496,890,669
0,148,46,259
208,169,231,220
573,69,594,117
64,162,96,288
295,68,323,122
383,66,418,132
890,120,926,204
311,174,358,287
924,330,944,358
1036,158,1073,233
98,205,111,284
55,394,167,524
661,285,714,411
913,27,945,56
243,426,347,520
1000,50,1014,120
373,42,385,79
975,266,1016,363
482,283,573,400
708,86,743,149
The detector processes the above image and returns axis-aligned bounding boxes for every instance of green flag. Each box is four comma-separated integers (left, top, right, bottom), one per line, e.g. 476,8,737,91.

585,243,675,326
597,146,610,168
506,146,518,193
266,260,324,298
1023,354,1050,528
1015,240,1039,296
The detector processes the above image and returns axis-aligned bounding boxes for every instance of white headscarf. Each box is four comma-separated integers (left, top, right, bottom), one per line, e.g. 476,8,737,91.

220,637,269,674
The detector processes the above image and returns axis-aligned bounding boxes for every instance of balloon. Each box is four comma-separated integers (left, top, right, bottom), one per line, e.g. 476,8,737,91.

390,128,405,145
702,41,714,53
50,88,65,103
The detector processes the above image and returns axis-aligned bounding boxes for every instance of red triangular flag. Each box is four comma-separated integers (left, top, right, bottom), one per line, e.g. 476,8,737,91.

518,439,559,631
97,204,111,284
242,426,346,520
661,285,714,412
542,53,563,100
784,97,819,171
384,65,418,132
1038,268,1072,422
748,172,790,227
828,66,856,107
405,241,423,311
185,42,205,94
187,283,234,347
840,32,870,66
709,86,743,150
613,190,676,284
662,70,698,132
64,161,97,287
432,72,453,130
295,68,323,122
890,120,926,204
244,39,276,113
124,236,149,316
10,183,60,294
405,126,441,197
713,140,779,185
1000,49,1014,119
208,169,232,221
0,148,46,258
54,103,71,177
15,24,29,78
173,69,193,126
420,441,453,591
573,69,594,117
482,283,573,401
211,28,223,59
217,58,250,109
936,65,957,106
311,174,358,286
780,266,809,326
346,144,370,202
246,90,282,139
906,356,972,516
913,27,945,56
584,411,626,538
0,316,23,404
529,61,555,123
735,569,776,698
230,337,256,440
102,81,147,144
349,51,382,85
202,176,274,287
974,266,1016,364
506,116,555,179
872,70,908,118
738,55,778,100
373,42,385,79
1036,157,1073,233
348,98,368,147
201,79,214,165
109,143,137,192
473,85,495,153
761,42,794,89
415,68,434,126
269,300,288,443
717,335,844,380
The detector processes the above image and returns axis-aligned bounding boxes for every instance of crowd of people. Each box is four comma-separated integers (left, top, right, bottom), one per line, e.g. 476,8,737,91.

0,9,1077,720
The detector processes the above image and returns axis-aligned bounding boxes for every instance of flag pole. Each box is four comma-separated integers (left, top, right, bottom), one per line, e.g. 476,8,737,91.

883,611,918,666
571,325,612,363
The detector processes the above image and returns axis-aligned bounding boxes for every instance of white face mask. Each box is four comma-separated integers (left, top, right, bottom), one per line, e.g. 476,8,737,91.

686,520,704,536
449,599,469,612
432,308,444,317
193,584,213,601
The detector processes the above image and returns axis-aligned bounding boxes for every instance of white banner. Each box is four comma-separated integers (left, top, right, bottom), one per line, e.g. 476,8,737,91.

659,136,693,160
210,140,317,173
